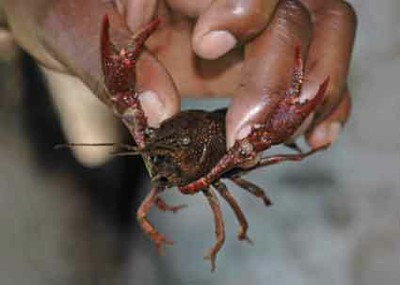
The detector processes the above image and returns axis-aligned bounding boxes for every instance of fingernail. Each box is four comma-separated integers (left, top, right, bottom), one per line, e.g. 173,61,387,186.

228,124,253,148
291,113,314,139
116,0,156,31
0,29,16,60
195,31,237,60
139,90,166,127
115,0,125,15
299,82,322,103
311,122,341,147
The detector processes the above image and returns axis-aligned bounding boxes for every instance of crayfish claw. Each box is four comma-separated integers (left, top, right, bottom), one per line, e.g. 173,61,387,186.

100,14,160,94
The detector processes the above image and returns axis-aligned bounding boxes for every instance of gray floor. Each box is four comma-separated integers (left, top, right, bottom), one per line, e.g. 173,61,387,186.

1,0,400,284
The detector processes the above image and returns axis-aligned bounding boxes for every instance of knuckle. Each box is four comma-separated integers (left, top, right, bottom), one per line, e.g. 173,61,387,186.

225,0,274,20
322,84,345,110
326,81,343,100
220,0,278,39
280,0,312,24
274,0,312,41
329,1,358,28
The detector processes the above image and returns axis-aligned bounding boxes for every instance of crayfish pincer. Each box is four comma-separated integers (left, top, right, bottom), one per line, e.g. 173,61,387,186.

100,14,329,271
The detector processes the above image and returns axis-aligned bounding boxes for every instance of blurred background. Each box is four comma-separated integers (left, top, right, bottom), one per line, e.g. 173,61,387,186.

0,0,399,284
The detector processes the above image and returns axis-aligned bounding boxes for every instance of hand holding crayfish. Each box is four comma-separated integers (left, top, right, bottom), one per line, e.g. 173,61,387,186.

4,0,356,149
4,0,357,271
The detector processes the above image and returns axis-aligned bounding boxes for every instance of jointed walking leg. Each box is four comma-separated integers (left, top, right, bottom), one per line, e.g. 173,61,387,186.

257,144,329,168
155,197,187,213
202,187,225,272
230,176,272,206
137,186,173,254
212,180,253,245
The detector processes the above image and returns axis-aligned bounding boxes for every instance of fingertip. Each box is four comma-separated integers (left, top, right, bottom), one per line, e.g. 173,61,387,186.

0,28,17,60
193,30,237,60
41,67,120,167
307,121,341,149
117,0,158,31
136,51,180,127
306,88,351,148
228,124,252,148
226,101,267,148
193,0,278,59
225,0,313,148
139,90,170,127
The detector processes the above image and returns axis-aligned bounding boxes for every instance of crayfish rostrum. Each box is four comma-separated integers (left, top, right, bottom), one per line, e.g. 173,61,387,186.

99,14,329,271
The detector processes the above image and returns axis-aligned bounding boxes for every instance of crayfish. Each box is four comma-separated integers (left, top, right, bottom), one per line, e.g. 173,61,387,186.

99,14,329,271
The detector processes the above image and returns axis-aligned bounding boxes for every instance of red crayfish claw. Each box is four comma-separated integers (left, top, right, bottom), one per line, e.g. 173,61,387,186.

179,46,330,194
100,14,160,94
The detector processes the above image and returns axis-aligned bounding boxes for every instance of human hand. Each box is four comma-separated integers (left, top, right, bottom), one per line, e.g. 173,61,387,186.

3,0,356,152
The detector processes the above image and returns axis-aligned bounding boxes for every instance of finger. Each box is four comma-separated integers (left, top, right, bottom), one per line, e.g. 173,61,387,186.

115,0,159,31
100,11,180,127
299,0,357,120
135,50,180,127
166,0,214,18
226,0,313,147
4,0,179,128
41,67,121,167
192,0,279,59
111,2,180,126
0,28,17,60
306,88,351,148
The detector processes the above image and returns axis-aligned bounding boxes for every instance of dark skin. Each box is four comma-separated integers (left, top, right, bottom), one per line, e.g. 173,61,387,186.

3,0,356,149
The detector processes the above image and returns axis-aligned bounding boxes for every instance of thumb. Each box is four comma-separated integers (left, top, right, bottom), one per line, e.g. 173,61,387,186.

115,0,159,31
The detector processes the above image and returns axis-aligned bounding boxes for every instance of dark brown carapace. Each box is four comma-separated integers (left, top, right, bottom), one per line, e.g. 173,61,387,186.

100,14,329,271
145,109,227,187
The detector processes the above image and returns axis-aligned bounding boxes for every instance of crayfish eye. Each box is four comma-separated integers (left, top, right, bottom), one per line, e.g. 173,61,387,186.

144,128,156,139
158,176,169,185
181,137,191,146
151,155,166,165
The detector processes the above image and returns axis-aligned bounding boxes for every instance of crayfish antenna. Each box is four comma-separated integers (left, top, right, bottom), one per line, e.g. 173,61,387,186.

110,151,141,156
54,142,139,152
54,142,116,150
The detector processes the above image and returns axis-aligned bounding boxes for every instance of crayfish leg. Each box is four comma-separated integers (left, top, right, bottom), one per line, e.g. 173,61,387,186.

256,143,330,168
202,187,225,272
137,186,174,255
155,197,187,213
212,181,253,245
229,176,272,207
284,141,303,153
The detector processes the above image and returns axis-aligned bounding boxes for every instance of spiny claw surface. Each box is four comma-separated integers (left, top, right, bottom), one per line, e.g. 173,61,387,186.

101,14,160,148
101,14,160,94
